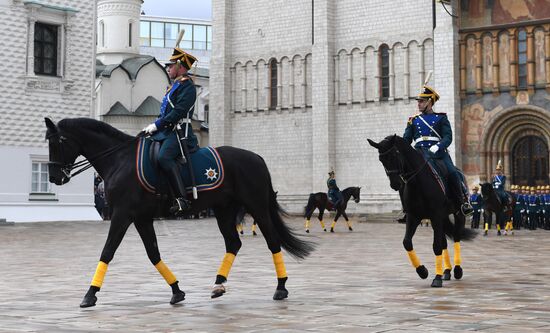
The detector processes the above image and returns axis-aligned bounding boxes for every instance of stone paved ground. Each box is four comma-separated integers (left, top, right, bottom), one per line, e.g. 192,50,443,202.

1,216,550,332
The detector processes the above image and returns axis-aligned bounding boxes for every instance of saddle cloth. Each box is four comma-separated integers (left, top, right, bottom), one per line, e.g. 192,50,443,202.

136,137,224,194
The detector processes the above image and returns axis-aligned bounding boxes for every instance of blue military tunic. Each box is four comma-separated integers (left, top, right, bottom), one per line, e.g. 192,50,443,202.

403,112,452,156
327,178,342,205
492,175,508,204
469,193,483,212
152,75,198,150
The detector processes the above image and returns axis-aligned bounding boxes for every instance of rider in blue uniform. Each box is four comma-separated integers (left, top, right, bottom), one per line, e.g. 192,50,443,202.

143,45,198,214
403,85,473,216
327,170,343,208
492,160,510,207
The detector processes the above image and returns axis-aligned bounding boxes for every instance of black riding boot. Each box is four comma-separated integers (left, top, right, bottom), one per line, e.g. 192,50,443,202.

165,166,191,214
455,179,473,216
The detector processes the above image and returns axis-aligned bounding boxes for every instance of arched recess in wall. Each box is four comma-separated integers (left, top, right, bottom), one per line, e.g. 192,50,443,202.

479,105,550,183
378,44,390,100
392,42,404,99
268,58,278,109
256,58,267,110
291,54,304,108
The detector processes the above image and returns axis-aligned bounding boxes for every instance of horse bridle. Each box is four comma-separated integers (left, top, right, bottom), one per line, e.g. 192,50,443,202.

378,144,428,185
46,131,136,181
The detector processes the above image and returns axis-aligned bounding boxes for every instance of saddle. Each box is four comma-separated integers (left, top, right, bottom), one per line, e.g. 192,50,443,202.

136,137,224,195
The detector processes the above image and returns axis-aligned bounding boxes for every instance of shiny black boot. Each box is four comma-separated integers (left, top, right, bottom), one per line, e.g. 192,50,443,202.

165,166,191,214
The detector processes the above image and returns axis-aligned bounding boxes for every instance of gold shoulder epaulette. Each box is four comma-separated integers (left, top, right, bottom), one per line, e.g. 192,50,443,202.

408,113,421,125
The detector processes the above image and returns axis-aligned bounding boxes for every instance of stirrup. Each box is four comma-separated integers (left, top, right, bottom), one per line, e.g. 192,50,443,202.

460,203,473,216
171,197,191,213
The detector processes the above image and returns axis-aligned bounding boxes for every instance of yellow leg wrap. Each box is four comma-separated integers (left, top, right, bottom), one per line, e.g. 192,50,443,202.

497,224,501,231
91,261,108,288
407,250,421,268
442,249,452,270
319,220,326,229
331,221,336,229
155,260,177,285
217,253,236,278
272,252,288,278
305,219,310,229
509,221,513,231
251,224,256,232
236,224,242,233
435,255,443,276
484,223,489,231
346,221,352,228
454,242,462,266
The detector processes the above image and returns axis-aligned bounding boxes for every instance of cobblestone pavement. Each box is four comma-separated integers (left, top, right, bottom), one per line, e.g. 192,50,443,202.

1,216,550,332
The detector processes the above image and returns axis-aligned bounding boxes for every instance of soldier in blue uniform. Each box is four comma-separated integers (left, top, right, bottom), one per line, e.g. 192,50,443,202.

492,160,511,207
327,170,343,208
469,186,483,229
544,185,550,230
403,85,472,216
537,186,546,228
526,187,540,230
512,185,525,230
143,45,198,214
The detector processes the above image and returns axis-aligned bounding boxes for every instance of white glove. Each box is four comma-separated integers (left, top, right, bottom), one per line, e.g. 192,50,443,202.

429,145,439,154
143,123,157,134
481,209,484,213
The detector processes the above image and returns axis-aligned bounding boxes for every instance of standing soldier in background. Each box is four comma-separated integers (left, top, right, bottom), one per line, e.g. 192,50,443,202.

527,187,540,230
537,186,546,229
544,185,550,230
512,185,525,230
469,186,483,229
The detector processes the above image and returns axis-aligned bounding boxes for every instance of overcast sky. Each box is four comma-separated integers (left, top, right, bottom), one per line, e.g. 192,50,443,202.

142,0,212,20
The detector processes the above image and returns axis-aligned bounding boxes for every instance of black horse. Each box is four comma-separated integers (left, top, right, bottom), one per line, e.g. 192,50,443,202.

303,187,361,233
368,135,476,287
45,118,314,307
479,183,513,236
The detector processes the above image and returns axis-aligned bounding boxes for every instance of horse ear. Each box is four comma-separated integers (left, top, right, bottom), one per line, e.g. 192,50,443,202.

367,138,380,149
45,117,57,132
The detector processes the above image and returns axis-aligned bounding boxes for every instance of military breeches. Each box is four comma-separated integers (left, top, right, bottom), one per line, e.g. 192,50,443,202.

157,133,181,172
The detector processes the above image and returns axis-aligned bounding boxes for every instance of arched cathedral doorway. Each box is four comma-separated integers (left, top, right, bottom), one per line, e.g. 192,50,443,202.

512,136,549,186
480,105,550,187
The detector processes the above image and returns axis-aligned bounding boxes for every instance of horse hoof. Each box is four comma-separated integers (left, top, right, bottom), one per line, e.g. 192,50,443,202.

273,288,288,300
431,275,443,288
79,295,97,308
253,231,257,236
323,229,327,232
305,229,309,233
170,291,185,304
497,231,501,236
483,231,488,236
211,284,226,299
348,227,353,231
443,269,451,281
416,265,429,279
454,265,463,280
330,228,334,233
240,230,244,235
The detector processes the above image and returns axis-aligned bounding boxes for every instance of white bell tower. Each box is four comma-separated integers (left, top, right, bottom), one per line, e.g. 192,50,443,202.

97,0,143,64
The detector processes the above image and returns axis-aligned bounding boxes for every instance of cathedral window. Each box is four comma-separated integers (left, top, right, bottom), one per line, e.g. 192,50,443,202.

34,23,58,76
379,44,390,99
129,22,132,47
269,59,278,109
517,28,527,89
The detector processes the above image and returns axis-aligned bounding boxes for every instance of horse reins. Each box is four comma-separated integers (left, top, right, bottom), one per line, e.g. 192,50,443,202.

379,144,428,184
47,132,139,180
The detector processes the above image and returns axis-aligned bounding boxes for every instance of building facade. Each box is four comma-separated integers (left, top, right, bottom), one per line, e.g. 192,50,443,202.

0,0,99,222
211,0,550,213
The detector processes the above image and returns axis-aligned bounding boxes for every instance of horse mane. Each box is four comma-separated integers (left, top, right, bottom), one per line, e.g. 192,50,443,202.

58,118,133,142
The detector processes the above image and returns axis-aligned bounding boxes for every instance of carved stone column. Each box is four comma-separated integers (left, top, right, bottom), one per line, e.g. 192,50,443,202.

492,32,500,94
418,44,425,88
388,47,395,104
546,26,550,91
374,50,380,104
241,64,247,111
229,67,236,112
334,55,340,105
347,52,353,107
403,46,410,103
301,58,307,109
459,38,466,95
360,51,367,103
276,61,282,111
265,63,270,110
289,58,295,110
526,27,535,91
509,28,518,94
475,34,482,94
253,64,258,111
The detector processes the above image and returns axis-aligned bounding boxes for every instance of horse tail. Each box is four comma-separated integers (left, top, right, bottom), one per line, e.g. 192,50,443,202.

304,193,315,218
269,189,315,260
443,216,477,241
